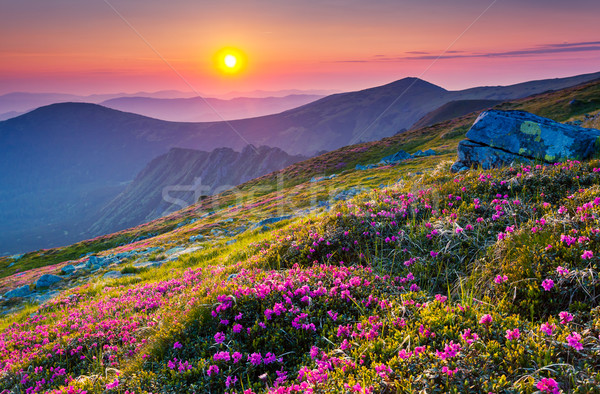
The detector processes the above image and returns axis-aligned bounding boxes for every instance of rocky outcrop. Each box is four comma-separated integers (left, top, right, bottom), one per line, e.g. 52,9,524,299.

35,274,62,289
4,285,31,299
452,110,600,172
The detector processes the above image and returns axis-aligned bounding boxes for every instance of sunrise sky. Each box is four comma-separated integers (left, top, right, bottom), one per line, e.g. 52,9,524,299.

1,0,599,96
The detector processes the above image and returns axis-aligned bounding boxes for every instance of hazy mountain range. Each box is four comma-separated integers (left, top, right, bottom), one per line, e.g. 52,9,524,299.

0,90,334,121
99,94,325,122
1,71,599,254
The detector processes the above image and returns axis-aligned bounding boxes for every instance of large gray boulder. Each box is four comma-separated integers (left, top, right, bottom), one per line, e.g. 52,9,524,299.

452,110,600,171
451,140,529,172
35,274,62,288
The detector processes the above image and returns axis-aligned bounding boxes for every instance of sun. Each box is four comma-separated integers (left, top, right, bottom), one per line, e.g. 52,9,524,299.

224,54,237,68
214,47,246,75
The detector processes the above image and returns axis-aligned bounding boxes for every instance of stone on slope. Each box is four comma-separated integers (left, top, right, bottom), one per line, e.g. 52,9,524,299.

452,110,600,171
4,285,32,299
379,150,411,164
412,149,437,157
451,140,528,172
103,271,123,280
466,110,600,162
255,215,293,227
61,265,76,275
35,274,62,288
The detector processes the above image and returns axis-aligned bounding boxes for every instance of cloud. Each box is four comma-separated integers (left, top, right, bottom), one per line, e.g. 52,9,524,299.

332,41,600,62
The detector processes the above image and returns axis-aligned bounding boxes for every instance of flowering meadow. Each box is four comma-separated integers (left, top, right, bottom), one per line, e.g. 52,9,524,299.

1,157,600,393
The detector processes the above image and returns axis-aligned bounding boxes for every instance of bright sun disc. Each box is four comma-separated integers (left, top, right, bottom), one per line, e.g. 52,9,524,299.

224,54,237,68
214,47,246,75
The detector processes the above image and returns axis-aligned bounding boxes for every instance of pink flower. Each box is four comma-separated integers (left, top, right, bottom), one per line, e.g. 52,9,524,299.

505,328,520,341
461,328,479,345
247,352,262,366
225,375,238,388
441,366,458,377
559,311,573,324
214,332,226,344
398,349,412,360
106,378,119,389
581,250,594,260
232,351,243,363
435,294,447,303
207,364,219,376
556,266,569,276
541,279,554,291
436,341,461,360
494,275,508,284
173,342,182,349
536,377,559,394
566,332,583,350
540,322,556,336
430,251,439,258
479,314,493,325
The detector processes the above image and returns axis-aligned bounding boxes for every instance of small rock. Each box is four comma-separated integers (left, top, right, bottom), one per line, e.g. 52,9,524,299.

189,234,205,242
35,274,62,289
4,285,31,299
133,261,163,269
61,265,76,275
255,215,292,227
166,247,185,255
379,150,411,164
103,271,123,280
413,149,437,157
34,291,60,305
227,274,238,281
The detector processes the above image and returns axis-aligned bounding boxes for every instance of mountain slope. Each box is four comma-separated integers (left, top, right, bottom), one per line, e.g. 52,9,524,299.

410,99,502,129
100,94,324,122
90,145,305,234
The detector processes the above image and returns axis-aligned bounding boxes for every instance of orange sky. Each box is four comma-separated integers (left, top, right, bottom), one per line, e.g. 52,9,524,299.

1,0,599,95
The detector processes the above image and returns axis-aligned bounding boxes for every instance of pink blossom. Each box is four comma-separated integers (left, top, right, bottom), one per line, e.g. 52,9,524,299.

207,364,219,376
494,275,508,284
214,332,226,344
559,311,573,324
581,250,594,260
540,322,556,336
441,366,458,377
479,314,493,325
566,332,583,350
436,341,461,360
461,328,479,345
173,341,182,349
106,378,119,389
556,266,569,276
537,378,559,393
225,375,238,388
505,328,520,341
541,279,554,291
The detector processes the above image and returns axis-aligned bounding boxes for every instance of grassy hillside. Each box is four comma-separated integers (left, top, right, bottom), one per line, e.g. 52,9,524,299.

0,79,600,393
